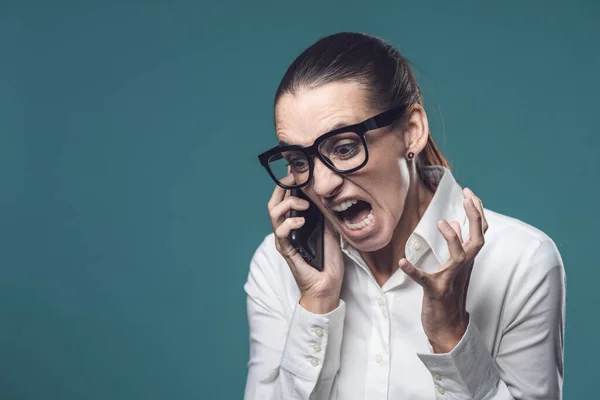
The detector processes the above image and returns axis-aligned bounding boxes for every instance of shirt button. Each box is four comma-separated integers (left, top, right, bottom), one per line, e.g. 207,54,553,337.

312,344,322,352
377,298,384,306
310,358,319,367
437,385,446,395
412,240,421,250
433,372,441,380
375,354,383,363
315,328,324,337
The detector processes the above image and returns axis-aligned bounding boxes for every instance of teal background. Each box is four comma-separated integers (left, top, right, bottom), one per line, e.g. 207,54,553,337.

1,0,597,398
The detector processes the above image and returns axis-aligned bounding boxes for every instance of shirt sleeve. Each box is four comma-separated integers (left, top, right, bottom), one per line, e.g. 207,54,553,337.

416,238,566,400
243,239,346,400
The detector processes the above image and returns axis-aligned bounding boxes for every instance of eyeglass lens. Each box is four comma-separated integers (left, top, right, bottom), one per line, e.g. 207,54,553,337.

267,131,366,187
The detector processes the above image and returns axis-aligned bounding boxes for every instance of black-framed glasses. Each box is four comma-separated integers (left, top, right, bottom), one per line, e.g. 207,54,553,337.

258,107,404,189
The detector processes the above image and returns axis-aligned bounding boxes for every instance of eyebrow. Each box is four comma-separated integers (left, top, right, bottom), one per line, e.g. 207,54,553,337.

278,121,353,147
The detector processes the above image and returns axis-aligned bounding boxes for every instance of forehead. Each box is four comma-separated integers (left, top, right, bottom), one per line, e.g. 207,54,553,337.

275,81,374,146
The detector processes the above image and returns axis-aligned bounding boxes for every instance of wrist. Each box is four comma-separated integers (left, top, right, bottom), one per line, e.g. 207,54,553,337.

429,319,469,354
300,294,340,314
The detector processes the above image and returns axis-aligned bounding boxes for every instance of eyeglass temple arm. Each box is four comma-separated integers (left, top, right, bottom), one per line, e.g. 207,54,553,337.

364,107,403,131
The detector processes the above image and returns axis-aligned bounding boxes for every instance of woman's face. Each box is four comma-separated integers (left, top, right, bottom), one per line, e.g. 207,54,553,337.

275,81,426,252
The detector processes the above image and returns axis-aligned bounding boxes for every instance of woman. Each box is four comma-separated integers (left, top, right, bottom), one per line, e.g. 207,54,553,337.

244,32,565,400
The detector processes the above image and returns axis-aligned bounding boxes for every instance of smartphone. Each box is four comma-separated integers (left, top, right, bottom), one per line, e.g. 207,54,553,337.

289,188,325,271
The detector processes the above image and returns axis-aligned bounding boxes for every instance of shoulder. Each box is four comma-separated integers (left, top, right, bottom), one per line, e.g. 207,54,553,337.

249,233,280,270
478,207,565,284
469,208,565,324
473,208,566,334
247,233,285,280
244,233,300,310
485,208,562,261
248,233,294,279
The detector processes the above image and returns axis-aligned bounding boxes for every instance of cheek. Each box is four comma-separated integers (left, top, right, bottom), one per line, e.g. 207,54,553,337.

390,159,410,212
384,160,410,223
363,157,410,219
365,137,407,182
369,154,409,191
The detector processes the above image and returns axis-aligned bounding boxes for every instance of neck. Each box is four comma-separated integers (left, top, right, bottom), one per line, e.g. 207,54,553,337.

362,171,435,287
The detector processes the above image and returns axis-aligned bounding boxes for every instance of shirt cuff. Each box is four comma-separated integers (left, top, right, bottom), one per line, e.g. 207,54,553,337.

417,318,500,400
280,299,346,382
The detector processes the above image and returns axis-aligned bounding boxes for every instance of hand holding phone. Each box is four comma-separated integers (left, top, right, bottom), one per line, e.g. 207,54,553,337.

267,175,344,314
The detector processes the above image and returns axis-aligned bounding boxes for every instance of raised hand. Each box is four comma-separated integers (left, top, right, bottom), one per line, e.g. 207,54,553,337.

398,188,488,353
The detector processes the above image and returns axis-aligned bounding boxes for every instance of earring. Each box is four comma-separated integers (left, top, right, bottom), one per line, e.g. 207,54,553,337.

407,152,415,160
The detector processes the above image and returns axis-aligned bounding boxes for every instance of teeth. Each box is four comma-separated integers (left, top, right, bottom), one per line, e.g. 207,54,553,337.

331,199,358,212
344,210,374,230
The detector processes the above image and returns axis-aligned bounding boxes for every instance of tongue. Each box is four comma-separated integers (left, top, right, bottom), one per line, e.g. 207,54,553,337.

343,201,372,224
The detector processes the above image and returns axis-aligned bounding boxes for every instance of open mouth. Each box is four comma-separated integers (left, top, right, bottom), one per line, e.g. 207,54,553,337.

331,199,374,231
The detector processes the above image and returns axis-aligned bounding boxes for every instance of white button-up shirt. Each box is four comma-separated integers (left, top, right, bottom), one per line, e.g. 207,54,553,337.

244,167,565,400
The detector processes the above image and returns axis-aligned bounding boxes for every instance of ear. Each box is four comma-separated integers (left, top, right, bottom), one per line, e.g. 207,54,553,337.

402,104,430,156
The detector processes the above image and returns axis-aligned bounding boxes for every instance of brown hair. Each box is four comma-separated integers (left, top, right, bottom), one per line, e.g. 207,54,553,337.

274,32,449,191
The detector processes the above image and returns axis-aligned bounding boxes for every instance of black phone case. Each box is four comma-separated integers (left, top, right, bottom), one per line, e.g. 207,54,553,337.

289,189,324,271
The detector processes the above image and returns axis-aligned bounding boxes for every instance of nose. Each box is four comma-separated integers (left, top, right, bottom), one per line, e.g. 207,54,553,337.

311,158,343,198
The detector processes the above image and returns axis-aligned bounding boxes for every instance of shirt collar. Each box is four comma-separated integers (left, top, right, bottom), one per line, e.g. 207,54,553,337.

340,166,468,267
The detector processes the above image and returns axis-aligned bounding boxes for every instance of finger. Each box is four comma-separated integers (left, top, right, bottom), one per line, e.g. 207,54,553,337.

269,196,310,228
463,194,484,245
398,258,431,288
449,221,463,243
267,174,295,210
464,187,488,233
274,217,322,278
438,219,466,266
274,217,305,254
